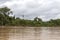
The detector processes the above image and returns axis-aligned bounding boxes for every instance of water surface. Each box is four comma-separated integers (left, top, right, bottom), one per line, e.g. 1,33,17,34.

0,27,60,40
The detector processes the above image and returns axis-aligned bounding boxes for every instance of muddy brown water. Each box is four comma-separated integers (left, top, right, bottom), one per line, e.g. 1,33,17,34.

0,26,60,40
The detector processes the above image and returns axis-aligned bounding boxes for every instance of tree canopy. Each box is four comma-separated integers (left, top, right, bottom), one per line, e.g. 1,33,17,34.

0,7,60,27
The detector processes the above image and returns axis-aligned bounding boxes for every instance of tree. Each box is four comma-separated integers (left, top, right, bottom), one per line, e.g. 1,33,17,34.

34,17,42,21
0,7,13,16
0,7,13,25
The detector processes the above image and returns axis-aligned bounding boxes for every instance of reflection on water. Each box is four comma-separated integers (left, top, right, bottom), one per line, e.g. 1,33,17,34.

0,27,60,40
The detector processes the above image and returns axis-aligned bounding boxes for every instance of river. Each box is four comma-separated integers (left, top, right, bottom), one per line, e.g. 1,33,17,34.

0,26,60,40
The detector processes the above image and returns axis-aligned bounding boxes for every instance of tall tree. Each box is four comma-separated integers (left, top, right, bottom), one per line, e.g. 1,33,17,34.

0,7,13,16
0,7,13,25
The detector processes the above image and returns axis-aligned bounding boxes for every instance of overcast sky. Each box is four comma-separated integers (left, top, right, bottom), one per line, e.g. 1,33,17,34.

0,0,60,21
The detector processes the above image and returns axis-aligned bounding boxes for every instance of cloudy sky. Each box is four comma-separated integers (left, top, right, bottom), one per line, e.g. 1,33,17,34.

0,0,60,21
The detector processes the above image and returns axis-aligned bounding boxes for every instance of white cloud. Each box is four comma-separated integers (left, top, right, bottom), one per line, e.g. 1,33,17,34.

0,0,60,21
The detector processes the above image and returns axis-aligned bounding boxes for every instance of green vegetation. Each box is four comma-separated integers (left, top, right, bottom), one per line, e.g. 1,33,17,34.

0,7,60,27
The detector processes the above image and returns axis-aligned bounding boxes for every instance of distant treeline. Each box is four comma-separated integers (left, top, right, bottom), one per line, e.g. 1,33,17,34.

0,7,60,27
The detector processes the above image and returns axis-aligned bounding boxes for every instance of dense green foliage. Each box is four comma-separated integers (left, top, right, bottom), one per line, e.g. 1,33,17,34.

0,7,60,27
